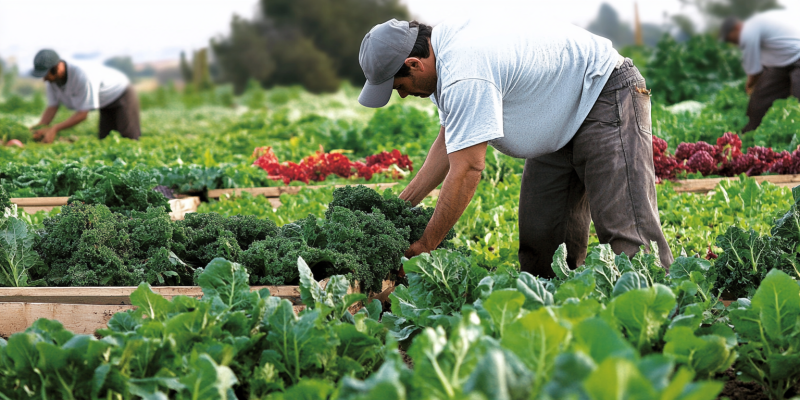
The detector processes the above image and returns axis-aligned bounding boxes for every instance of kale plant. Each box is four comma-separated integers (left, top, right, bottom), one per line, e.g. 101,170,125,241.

173,212,244,268
326,185,454,246
32,203,191,286
68,168,170,214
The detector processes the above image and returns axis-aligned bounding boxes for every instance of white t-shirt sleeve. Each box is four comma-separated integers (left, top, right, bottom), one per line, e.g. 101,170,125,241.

439,79,504,153
740,24,763,75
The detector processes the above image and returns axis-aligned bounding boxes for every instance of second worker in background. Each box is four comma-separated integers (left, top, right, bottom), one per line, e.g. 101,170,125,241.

30,49,141,143
721,10,800,132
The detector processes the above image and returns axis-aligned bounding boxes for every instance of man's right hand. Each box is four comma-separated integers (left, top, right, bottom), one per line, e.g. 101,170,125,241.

33,127,58,144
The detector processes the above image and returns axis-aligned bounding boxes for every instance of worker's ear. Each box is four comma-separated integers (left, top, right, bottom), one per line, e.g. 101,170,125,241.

404,57,425,73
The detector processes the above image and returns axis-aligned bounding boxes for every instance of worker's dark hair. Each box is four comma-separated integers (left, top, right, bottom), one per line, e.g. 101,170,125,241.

394,21,434,78
719,16,741,42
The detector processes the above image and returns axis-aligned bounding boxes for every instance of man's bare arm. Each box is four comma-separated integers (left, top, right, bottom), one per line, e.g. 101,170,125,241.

33,106,59,128
34,110,89,143
405,141,486,257
399,126,449,206
52,110,89,132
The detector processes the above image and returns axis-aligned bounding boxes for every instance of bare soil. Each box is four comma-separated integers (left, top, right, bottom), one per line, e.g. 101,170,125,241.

717,368,768,400
399,347,413,369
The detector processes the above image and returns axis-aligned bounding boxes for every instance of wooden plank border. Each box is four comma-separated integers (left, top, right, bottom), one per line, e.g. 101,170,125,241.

0,285,301,305
0,280,394,337
0,303,306,338
10,197,201,221
668,175,800,193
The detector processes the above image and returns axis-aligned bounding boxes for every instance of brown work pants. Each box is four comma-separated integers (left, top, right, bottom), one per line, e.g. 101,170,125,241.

99,86,141,140
518,59,673,278
743,58,800,132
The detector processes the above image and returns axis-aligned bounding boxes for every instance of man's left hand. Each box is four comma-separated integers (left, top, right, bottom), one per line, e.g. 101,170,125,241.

404,241,431,259
33,127,58,144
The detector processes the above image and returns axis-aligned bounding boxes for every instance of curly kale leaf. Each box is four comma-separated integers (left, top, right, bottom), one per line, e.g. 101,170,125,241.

69,168,170,214
33,203,190,286
326,185,454,246
174,212,242,268
320,206,408,293
223,215,279,251
242,206,407,293
241,236,357,286
0,186,12,213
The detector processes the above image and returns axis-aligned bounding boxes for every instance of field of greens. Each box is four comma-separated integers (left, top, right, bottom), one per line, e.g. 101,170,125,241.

3,35,800,399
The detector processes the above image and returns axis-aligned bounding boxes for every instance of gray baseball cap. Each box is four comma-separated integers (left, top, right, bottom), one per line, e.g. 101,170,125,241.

358,19,419,108
31,49,60,77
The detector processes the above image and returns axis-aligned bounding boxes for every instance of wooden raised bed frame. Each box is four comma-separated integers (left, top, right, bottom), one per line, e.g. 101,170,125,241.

0,280,394,337
11,196,201,221
668,174,800,194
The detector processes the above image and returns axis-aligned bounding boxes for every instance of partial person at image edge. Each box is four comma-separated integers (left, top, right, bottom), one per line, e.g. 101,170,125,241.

721,10,800,132
357,14,673,279
29,49,141,143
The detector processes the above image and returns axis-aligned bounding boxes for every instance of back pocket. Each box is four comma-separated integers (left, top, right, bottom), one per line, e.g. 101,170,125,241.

631,85,652,134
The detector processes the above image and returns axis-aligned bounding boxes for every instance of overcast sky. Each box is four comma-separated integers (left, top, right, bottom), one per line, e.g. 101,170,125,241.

2,0,799,71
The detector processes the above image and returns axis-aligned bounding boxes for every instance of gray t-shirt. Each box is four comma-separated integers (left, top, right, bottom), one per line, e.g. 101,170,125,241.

740,10,800,75
429,15,619,159
46,62,129,111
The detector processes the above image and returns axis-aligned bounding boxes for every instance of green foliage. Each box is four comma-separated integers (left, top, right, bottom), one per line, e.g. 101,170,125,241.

752,97,800,152
658,177,792,257
0,161,117,198
0,116,32,144
342,104,440,157
605,284,677,353
647,34,744,105
0,258,388,399
713,225,783,298
0,215,44,287
383,249,488,341
199,188,333,227
327,185,453,246
730,269,800,399
0,92,45,114
174,212,245,268
68,168,170,214
32,203,192,286
212,0,409,93
653,81,750,148
0,185,10,212
711,182,800,298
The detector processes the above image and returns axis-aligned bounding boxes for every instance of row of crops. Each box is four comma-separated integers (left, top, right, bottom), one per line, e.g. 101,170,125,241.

2,42,800,396
3,189,800,398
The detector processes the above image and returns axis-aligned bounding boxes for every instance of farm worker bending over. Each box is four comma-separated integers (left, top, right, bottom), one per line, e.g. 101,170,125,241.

29,49,141,143
357,15,673,277
721,10,800,132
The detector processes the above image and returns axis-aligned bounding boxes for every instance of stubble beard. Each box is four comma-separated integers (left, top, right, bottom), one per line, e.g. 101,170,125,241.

411,73,437,97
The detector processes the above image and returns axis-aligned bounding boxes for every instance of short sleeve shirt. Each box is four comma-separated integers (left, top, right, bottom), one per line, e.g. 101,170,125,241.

429,14,619,159
46,62,129,111
740,10,800,76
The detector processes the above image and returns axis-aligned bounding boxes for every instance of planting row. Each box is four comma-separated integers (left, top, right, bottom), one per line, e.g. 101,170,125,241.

4,232,800,398
0,185,451,294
